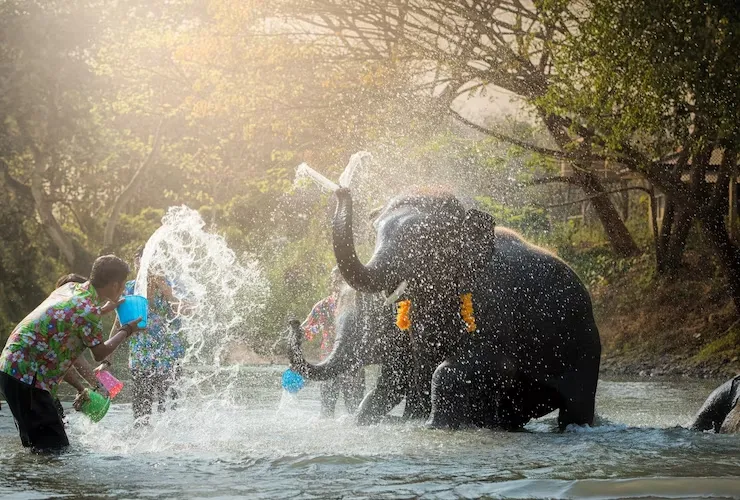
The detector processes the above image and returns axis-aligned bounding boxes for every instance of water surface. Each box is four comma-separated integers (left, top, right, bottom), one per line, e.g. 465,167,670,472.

1,367,738,499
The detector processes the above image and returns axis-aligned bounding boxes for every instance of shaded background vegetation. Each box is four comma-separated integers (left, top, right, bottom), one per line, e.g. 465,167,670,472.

1,0,738,375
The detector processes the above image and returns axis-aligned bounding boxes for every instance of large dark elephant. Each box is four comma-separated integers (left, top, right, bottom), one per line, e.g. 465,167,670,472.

286,285,417,424
331,188,602,430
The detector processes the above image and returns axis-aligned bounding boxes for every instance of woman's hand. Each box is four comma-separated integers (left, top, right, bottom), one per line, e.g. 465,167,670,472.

73,389,90,411
94,360,112,373
121,318,145,337
100,297,125,315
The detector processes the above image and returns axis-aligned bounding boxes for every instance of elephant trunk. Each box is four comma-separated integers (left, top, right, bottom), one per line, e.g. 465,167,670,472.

286,314,361,381
332,188,385,293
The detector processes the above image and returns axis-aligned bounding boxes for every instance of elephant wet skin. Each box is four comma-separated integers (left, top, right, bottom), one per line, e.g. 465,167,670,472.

286,285,414,424
688,375,740,434
332,188,602,430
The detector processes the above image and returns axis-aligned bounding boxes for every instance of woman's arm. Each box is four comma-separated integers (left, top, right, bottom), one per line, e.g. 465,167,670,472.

73,356,110,395
152,275,194,315
89,319,142,362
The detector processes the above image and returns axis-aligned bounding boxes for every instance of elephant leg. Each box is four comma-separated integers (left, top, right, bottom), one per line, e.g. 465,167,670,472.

320,378,341,418
342,368,366,414
403,354,439,420
555,371,598,429
481,381,559,430
427,360,469,429
554,349,600,429
355,364,409,425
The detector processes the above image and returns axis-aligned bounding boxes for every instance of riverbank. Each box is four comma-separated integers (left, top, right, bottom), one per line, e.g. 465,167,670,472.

591,251,740,379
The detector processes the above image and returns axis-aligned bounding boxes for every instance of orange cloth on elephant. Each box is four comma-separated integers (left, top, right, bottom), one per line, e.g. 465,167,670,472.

303,295,336,361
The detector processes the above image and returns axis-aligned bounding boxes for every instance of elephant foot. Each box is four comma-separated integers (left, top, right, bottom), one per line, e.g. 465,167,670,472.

356,410,384,426
425,411,461,430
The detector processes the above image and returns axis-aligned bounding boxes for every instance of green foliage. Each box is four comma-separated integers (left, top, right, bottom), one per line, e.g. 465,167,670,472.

541,0,740,157
0,191,62,344
475,197,550,235
257,233,336,356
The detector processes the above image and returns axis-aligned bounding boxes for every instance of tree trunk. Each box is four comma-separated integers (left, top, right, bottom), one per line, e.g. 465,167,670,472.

656,197,675,274
573,169,641,257
663,206,694,278
540,113,640,257
699,207,740,314
103,121,164,249
19,147,93,274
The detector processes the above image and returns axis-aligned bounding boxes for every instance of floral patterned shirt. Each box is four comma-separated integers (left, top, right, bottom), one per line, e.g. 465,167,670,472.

303,295,336,361
0,282,104,395
125,280,185,373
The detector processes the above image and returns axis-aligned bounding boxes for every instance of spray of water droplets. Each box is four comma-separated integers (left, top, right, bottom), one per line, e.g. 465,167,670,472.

73,206,273,453
135,206,268,371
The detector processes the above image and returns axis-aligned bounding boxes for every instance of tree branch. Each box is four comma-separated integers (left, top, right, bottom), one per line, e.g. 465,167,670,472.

518,175,583,187
103,119,165,248
0,158,33,200
449,108,586,160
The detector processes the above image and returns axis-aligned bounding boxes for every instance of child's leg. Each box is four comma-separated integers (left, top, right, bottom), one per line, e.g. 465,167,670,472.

157,365,182,413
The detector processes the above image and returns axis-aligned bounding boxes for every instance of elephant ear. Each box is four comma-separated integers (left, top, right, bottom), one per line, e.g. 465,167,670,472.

461,209,496,279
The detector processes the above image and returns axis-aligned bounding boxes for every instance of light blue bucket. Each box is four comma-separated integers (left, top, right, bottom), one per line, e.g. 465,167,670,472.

116,295,148,329
281,369,305,394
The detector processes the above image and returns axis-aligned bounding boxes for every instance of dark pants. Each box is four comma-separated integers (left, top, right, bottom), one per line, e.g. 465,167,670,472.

320,368,366,418
0,372,69,451
131,367,180,425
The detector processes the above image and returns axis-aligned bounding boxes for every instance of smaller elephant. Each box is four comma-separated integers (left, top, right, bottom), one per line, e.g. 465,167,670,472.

287,284,415,424
688,375,740,434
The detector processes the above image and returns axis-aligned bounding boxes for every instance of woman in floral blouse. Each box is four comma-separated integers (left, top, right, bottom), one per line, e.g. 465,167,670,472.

100,247,187,426
0,255,143,451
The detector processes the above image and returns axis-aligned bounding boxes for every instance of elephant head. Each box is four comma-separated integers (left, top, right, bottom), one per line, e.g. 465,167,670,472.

332,187,496,305
332,188,496,420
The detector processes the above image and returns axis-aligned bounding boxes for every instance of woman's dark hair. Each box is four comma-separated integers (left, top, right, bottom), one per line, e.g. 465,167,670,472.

89,255,130,288
55,273,88,288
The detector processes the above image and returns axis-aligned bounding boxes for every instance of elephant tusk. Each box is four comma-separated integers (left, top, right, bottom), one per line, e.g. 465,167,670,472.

383,281,408,306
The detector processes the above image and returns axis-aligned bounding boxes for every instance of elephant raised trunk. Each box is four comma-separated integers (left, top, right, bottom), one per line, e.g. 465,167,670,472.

286,301,364,381
332,188,385,293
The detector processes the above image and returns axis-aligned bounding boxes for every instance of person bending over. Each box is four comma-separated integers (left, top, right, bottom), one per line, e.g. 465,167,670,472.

48,273,108,423
0,255,143,452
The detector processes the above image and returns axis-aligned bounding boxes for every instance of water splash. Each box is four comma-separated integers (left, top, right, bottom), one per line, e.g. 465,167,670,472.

136,206,268,369
86,206,270,449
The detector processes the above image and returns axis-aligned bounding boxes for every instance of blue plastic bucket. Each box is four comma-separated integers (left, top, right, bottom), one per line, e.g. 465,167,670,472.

116,295,148,329
281,369,305,394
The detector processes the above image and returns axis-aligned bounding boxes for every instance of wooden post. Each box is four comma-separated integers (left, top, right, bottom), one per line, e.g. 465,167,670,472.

730,176,738,242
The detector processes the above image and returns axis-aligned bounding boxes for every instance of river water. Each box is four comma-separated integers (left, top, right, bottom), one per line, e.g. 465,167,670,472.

1,367,739,499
